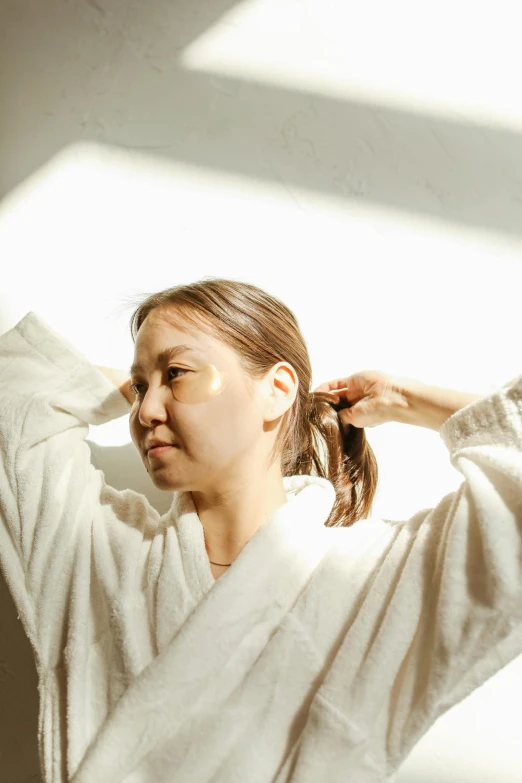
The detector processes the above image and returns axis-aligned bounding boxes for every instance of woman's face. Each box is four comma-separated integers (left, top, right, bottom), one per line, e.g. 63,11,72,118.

129,308,281,493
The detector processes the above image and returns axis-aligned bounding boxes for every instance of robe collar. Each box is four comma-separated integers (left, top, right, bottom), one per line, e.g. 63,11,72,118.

173,474,338,601
71,474,337,783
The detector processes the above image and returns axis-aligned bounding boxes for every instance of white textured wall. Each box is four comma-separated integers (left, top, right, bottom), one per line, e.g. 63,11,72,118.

1,1,522,781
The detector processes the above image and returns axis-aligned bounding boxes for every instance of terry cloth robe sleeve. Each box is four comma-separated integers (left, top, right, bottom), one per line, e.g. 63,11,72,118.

285,374,522,783
0,311,132,671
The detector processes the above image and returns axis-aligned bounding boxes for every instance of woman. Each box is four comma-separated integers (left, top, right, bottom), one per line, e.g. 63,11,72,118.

0,277,521,783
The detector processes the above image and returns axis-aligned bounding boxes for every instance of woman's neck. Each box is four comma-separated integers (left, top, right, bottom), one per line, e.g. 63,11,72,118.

192,468,288,569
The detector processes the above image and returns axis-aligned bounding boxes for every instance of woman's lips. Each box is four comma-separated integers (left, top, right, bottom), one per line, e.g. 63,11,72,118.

148,445,176,457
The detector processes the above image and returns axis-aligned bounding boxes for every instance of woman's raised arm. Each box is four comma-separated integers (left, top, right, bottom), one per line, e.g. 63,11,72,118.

95,365,135,405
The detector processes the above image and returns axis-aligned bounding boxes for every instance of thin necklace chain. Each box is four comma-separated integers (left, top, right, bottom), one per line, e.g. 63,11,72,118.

209,560,232,567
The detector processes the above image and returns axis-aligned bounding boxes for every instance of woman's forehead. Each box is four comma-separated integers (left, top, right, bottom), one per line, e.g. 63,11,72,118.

133,312,233,371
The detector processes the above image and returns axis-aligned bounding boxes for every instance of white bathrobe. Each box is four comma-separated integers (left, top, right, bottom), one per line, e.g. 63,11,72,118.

1,311,521,783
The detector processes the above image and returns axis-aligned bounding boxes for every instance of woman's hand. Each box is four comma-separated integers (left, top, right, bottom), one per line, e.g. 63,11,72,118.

95,366,135,405
313,369,408,429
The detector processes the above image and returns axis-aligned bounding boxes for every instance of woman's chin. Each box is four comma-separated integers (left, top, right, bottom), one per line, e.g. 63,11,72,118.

150,471,189,492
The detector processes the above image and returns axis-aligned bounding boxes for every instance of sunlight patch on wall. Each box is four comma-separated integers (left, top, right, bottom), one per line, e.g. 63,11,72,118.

179,0,522,133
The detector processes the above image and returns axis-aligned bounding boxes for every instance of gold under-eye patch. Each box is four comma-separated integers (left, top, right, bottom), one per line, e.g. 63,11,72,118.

172,364,229,403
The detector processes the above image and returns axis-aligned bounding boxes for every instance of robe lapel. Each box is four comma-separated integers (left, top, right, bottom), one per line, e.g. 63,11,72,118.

71,475,336,783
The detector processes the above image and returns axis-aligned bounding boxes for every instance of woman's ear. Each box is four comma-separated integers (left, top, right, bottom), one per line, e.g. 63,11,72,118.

266,362,298,420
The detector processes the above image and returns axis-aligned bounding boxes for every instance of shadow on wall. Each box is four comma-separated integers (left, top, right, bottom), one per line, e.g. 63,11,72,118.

0,439,172,782
86,440,176,518
1,0,522,238
0,569,41,783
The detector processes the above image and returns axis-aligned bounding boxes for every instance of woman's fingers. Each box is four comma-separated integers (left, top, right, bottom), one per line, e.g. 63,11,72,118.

313,374,363,398
313,379,348,394
313,371,382,400
312,370,400,428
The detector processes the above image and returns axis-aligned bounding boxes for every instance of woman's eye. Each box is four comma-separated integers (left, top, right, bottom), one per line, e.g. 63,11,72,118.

131,367,186,395
168,366,186,381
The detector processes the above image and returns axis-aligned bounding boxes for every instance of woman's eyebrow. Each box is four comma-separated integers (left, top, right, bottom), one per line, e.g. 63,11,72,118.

129,345,203,376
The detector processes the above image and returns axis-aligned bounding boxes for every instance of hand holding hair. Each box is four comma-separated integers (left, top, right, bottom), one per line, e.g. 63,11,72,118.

314,370,485,432
313,369,407,429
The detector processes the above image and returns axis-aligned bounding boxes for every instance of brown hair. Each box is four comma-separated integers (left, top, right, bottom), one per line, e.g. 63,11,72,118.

127,277,378,527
